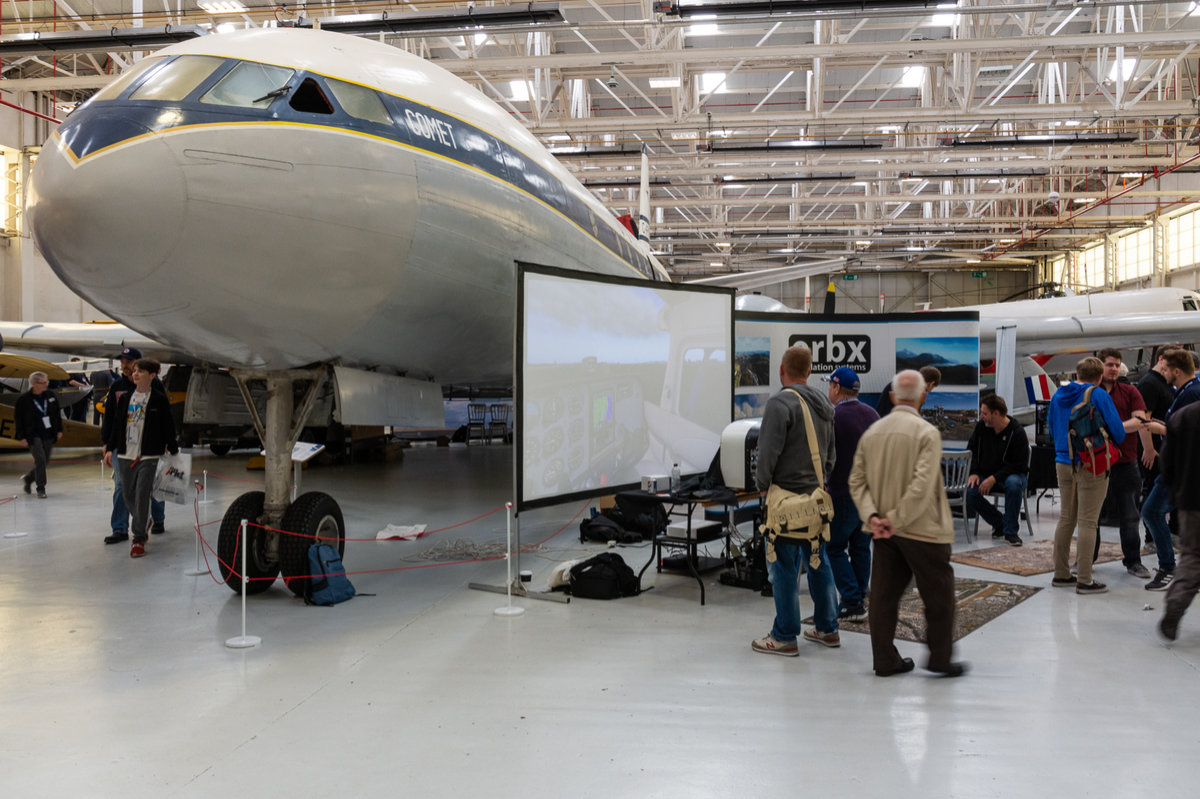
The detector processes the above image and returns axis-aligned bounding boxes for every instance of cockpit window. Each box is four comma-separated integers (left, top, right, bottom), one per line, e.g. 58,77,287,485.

1185,298,1198,312
200,61,295,109
325,78,392,126
288,78,334,114
129,55,224,102
87,56,167,103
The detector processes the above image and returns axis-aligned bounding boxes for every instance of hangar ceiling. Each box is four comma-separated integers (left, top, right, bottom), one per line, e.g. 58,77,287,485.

3,0,1200,282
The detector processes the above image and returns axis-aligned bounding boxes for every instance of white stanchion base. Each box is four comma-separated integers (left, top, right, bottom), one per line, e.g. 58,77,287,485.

3,532,29,539
225,635,261,649
183,567,207,576
494,605,525,617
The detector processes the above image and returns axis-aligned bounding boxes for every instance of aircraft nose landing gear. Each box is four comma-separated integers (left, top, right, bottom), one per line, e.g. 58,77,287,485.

216,367,345,596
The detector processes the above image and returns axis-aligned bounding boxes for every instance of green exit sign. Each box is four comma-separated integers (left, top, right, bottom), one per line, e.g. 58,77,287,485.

971,270,988,278
841,273,859,281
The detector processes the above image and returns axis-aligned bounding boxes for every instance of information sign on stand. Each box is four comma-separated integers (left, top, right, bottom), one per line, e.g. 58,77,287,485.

290,442,325,501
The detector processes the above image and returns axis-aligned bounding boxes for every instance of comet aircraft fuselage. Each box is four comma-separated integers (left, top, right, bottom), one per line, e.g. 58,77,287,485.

28,28,667,385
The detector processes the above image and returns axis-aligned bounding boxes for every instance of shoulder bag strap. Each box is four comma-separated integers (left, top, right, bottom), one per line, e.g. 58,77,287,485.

784,388,824,486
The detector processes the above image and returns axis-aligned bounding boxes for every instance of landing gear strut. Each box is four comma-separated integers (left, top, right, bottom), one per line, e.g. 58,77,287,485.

216,367,344,594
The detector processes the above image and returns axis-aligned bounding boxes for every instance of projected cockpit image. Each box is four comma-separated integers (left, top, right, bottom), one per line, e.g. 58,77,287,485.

520,268,732,508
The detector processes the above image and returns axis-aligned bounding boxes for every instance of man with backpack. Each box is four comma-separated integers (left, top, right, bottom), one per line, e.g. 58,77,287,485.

1048,356,1130,595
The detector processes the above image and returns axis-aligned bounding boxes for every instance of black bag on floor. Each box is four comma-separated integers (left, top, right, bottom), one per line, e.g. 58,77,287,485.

579,514,641,544
569,553,641,599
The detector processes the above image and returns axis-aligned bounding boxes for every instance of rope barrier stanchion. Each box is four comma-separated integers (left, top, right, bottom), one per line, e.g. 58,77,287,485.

184,483,207,577
97,456,110,493
198,469,215,505
3,495,28,539
225,518,261,649
493,502,524,618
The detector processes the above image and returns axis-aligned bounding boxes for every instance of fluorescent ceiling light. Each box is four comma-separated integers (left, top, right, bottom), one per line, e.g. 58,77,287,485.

649,76,681,88
855,240,872,246
671,130,700,140
1074,197,1098,204
687,15,719,36
1107,58,1136,82
900,66,925,88
215,21,238,33
966,258,981,264
698,72,728,94
716,242,731,248
547,134,571,142
1121,172,1143,178
709,261,724,267
198,0,246,12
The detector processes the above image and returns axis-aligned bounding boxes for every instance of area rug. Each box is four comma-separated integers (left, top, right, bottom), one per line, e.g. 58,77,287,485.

950,539,1131,577
837,577,1040,643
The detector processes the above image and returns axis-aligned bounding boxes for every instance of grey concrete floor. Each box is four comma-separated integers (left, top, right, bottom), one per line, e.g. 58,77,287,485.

0,443,1193,798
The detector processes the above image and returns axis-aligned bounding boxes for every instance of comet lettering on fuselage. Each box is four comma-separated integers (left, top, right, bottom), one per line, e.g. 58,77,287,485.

403,108,457,149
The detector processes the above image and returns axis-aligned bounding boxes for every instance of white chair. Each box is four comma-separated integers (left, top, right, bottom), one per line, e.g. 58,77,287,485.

940,450,973,542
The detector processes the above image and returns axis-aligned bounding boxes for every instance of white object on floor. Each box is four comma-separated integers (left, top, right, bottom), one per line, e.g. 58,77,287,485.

377,523,428,540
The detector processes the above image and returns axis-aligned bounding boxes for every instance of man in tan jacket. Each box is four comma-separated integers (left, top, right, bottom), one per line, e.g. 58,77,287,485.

849,369,967,678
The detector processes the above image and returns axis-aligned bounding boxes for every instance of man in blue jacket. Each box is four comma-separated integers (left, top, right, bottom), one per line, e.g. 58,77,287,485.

1048,356,1130,594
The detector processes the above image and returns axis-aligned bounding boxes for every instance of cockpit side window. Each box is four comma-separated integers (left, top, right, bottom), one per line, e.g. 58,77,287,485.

325,78,392,126
129,55,225,102
288,77,334,114
87,56,168,104
1185,298,1198,312
200,61,295,109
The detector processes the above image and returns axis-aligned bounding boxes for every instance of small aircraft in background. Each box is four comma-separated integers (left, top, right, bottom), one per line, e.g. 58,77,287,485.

0,353,102,448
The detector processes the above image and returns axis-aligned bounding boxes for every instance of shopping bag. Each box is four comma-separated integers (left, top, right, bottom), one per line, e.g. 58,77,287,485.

152,452,193,505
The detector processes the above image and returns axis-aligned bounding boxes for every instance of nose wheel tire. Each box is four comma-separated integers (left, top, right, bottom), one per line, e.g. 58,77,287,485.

278,491,346,598
217,491,280,594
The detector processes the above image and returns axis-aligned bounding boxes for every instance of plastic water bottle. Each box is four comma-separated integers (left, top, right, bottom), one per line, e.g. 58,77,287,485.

671,463,681,492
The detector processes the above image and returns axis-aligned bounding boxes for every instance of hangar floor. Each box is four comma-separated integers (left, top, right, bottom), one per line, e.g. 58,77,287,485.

0,444,1191,797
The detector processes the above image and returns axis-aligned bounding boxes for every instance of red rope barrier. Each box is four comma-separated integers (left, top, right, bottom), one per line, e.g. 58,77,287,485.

186,486,590,584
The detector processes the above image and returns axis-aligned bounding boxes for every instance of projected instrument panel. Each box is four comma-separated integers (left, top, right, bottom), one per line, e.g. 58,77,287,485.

523,378,646,494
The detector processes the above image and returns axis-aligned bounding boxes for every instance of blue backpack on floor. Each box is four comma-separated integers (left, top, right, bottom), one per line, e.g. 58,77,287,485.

305,543,356,606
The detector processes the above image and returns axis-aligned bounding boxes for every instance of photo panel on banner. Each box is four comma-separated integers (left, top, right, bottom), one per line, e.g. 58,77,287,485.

734,311,981,447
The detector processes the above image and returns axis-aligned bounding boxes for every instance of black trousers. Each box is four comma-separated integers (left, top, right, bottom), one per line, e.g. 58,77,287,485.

869,536,956,672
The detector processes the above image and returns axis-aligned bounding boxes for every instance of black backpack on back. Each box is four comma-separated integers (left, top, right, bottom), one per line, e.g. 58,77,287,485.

569,553,641,599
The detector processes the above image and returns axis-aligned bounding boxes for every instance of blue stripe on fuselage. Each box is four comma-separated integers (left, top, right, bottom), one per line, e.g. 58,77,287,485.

57,84,657,281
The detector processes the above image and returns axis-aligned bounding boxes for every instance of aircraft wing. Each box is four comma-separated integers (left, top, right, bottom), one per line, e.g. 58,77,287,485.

0,321,193,364
0,353,71,380
977,312,1200,360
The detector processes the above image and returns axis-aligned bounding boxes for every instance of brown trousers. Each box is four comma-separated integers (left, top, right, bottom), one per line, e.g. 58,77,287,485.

869,535,956,672
1053,463,1109,584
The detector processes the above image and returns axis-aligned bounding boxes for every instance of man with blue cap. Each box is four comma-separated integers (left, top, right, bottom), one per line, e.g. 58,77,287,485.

824,366,879,622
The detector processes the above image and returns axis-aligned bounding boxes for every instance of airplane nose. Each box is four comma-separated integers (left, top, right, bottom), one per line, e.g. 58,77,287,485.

29,113,187,303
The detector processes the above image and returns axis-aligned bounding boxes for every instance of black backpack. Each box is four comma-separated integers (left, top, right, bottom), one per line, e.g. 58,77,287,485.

569,553,641,599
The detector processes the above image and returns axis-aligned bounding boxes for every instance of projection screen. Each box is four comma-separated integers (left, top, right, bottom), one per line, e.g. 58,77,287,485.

517,263,734,511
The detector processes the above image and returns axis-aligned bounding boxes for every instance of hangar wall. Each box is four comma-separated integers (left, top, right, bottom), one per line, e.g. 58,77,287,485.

763,269,1033,313
0,97,105,324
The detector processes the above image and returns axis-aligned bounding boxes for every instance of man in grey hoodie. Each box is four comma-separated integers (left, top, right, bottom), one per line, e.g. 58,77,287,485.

751,344,839,656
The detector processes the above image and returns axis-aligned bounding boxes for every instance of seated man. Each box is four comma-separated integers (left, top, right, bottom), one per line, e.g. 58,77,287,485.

966,394,1030,547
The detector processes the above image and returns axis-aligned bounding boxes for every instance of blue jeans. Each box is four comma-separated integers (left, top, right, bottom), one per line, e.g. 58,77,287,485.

111,462,164,535
1141,475,1176,571
966,473,1028,537
767,538,839,640
827,494,871,611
